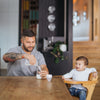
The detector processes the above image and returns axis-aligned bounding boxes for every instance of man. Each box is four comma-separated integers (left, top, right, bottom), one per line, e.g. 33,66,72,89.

3,30,49,78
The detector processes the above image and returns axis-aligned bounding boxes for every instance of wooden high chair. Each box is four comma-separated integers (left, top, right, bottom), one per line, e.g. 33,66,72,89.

64,73,98,100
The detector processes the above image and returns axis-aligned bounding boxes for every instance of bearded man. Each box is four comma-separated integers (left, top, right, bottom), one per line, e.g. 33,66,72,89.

3,30,49,78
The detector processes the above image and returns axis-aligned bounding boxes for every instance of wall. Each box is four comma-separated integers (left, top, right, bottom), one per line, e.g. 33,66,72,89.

0,0,19,69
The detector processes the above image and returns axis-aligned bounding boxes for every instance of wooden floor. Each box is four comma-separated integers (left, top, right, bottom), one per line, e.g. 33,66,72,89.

73,41,100,100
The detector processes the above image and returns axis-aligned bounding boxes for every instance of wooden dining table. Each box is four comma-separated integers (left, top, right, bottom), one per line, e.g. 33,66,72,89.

0,76,72,100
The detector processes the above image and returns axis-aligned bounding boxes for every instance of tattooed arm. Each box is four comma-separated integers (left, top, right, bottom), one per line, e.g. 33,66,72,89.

3,53,24,62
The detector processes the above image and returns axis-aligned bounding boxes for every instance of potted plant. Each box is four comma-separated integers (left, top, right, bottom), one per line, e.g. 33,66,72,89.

50,41,67,63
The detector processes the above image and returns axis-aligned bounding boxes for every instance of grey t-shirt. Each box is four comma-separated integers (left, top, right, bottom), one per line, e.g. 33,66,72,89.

7,46,46,76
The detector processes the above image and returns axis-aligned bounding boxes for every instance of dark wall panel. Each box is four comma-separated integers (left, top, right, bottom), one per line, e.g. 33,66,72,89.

39,0,56,38
39,0,64,38
39,0,73,75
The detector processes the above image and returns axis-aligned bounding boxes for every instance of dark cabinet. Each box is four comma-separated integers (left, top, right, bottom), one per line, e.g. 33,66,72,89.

43,52,72,75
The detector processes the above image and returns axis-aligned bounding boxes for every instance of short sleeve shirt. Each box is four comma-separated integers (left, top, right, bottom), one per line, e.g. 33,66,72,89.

7,46,46,76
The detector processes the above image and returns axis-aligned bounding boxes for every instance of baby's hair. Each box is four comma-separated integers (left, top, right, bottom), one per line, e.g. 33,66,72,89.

76,56,88,65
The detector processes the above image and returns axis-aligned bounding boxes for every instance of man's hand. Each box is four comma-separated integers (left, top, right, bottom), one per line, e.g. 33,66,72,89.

23,54,36,65
38,65,49,79
39,70,48,79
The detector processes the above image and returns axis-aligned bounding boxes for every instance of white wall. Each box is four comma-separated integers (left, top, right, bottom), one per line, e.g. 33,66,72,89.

0,0,19,69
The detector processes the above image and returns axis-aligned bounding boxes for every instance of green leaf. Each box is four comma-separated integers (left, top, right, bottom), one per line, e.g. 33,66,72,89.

55,58,60,63
53,48,57,53
61,56,64,60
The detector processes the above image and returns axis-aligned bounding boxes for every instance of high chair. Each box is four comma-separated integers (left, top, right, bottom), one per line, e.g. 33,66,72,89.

64,73,98,100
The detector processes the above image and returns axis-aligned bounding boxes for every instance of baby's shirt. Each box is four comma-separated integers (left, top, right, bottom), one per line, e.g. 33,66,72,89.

63,68,97,90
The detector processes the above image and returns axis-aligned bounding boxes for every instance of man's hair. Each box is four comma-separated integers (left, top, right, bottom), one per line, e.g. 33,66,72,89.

76,56,88,65
21,29,36,37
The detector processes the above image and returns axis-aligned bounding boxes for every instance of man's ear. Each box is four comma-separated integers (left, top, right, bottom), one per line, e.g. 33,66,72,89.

21,38,23,44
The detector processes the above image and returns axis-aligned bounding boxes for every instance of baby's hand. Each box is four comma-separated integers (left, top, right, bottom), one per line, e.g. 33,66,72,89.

62,76,70,80
62,76,65,80
92,72,98,78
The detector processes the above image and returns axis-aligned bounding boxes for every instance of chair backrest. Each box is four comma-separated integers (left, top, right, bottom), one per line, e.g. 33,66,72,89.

83,73,98,100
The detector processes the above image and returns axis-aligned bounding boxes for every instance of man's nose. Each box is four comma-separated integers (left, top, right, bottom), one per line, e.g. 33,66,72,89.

30,43,33,46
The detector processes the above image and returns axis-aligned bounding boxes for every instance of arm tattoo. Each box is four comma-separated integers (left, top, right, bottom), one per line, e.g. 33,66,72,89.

3,53,24,62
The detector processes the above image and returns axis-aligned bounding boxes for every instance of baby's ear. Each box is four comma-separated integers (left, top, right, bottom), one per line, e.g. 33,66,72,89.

84,65,86,69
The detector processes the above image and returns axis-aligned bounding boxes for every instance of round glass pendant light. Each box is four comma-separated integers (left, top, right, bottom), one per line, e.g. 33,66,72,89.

48,6,56,13
48,23,56,31
47,15,55,22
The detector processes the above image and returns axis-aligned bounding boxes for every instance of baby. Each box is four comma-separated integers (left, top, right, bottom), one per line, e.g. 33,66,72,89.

62,56,97,100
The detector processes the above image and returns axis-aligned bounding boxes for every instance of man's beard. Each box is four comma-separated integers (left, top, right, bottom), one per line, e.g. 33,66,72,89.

23,44,34,52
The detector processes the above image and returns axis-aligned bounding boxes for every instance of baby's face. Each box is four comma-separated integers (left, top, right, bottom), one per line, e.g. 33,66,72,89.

75,60,86,71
